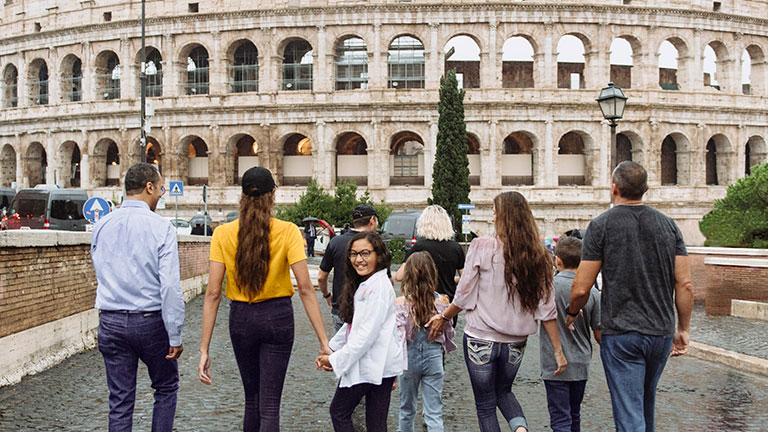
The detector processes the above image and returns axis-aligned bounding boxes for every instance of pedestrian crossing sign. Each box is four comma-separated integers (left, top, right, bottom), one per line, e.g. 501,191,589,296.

169,181,183,197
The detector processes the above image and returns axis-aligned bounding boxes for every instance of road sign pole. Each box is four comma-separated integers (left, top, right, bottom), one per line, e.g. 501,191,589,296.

175,195,178,224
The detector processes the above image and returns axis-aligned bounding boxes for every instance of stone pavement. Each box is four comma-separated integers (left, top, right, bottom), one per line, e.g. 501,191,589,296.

690,303,768,360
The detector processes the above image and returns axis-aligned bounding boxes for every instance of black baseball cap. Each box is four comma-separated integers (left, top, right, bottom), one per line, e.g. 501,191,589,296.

352,204,377,219
242,167,276,197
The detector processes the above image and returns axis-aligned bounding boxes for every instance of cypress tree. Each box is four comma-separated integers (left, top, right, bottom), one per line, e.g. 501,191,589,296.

431,69,470,230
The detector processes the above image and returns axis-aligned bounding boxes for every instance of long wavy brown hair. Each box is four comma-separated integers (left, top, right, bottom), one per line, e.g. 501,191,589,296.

234,190,274,299
494,191,553,313
338,231,392,324
401,251,439,328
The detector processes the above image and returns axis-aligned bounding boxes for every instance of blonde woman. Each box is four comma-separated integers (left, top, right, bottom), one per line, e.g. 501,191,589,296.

395,205,464,302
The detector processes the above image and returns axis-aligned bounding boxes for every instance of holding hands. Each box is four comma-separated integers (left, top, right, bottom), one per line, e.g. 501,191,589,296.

316,345,333,371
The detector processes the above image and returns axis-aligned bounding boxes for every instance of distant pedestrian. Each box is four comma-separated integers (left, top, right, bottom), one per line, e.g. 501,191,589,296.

540,236,601,432
341,223,351,235
396,251,456,432
191,222,213,236
318,204,380,332
315,231,403,432
395,205,464,304
567,161,694,432
427,191,566,432
305,221,317,257
198,166,330,431
91,162,185,432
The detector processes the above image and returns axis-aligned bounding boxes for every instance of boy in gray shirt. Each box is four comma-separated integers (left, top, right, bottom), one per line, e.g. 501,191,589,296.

540,236,601,432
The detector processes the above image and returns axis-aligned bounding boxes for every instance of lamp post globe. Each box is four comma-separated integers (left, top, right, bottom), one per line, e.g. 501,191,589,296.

597,82,628,171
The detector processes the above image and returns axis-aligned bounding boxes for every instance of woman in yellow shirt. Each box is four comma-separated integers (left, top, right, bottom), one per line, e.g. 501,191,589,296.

198,166,330,431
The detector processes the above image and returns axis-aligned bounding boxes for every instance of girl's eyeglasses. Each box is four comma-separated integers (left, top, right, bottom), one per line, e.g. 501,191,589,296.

348,250,373,260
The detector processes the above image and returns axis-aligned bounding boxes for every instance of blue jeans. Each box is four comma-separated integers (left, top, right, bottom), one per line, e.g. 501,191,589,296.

332,310,345,334
600,333,673,432
544,380,587,432
229,297,295,432
398,329,445,432
463,334,528,432
98,311,178,432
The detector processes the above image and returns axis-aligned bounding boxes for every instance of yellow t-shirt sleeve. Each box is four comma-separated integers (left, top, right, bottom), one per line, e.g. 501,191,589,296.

209,226,226,263
286,223,308,266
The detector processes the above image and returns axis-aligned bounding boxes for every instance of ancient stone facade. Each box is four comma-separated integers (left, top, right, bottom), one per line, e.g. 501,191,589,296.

1,1,767,243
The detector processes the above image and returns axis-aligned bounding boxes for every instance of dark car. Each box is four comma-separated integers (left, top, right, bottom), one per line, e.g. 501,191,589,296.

380,210,422,253
1,187,15,213
2,186,89,231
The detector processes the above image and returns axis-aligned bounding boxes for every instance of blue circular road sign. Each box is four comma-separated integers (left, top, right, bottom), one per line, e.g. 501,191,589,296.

83,197,112,224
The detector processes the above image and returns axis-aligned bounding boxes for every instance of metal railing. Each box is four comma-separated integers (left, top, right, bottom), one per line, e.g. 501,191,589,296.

229,64,258,93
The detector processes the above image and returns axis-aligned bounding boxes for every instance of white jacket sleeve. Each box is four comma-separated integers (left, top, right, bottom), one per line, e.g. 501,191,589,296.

328,282,389,379
329,322,349,352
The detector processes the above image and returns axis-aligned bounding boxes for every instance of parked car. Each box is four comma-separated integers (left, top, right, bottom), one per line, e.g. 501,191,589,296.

2,187,89,231
189,215,213,227
167,218,192,236
1,187,15,213
380,209,422,253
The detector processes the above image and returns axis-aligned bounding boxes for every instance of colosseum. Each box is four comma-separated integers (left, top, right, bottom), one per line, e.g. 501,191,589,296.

1,0,767,243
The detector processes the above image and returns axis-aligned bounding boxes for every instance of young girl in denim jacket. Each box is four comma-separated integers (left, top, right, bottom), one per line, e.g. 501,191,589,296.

396,251,457,432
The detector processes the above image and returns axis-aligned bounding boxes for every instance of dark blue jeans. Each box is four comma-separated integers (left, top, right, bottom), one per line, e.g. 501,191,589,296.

463,334,528,432
98,311,178,432
600,333,673,432
330,376,396,432
229,297,295,432
544,380,587,432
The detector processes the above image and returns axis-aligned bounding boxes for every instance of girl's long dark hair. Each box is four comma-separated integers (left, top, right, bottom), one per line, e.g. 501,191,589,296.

494,191,553,314
234,190,274,299
338,231,391,324
401,251,439,328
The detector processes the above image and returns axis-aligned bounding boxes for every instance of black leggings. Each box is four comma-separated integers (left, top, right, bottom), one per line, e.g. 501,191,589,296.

329,377,396,432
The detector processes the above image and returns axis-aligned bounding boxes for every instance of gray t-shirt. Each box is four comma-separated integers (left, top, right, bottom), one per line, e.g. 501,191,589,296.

540,271,600,381
581,205,687,336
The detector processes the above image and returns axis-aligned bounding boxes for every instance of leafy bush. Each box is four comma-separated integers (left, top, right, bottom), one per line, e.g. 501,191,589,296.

699,162,768,248
275,179,392,227
388,238,406,264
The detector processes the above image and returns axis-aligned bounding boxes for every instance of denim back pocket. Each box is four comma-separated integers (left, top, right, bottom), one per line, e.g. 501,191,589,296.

507,342,526,366
466,337,494,366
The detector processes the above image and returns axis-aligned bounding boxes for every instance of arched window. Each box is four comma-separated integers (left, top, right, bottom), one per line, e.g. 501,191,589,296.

661,136,678,185
28,59,49,105
234,135,259,184
388,36,425,89
502,37,534,88
610,38,633,89
706,139,718,185
745,136,767,176
659,40,681,90
444,35,480,89
61,55,82,102
58,141,81,188
557,35,585,89
1,144,17,187
390,131,424,185
616,133,632,163
231,41,259,93
105,140,120,186
336,132,368,185
26,142,47,186
743,45,766,96
467,133,481,185
703,45,720,90
143,47,163,97
283,133,313,185
2,64,18,108
96,51,121,100
335,37,368,90
146,137,162,169
558,132,586,185
186,137,209,185
185,46,210,95
282,40,313,91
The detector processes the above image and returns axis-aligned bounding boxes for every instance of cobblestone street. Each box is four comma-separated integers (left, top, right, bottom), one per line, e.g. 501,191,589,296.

2,292,768,431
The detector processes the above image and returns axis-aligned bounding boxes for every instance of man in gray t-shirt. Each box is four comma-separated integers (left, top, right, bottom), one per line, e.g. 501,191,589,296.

566,161,694,432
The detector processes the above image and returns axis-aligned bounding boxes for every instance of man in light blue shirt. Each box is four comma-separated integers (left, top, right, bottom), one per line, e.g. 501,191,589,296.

92,162,185,432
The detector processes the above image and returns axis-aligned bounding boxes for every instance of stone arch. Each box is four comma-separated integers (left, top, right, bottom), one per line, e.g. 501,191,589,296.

2,63,18,108
94,50,121,100
92,138,120,186
282,133,313,186
144,136,163,173
336,132,368,186
178,135,209,185
660,132,692,185
25,142,47,187
705,134,734,186
178,43,210,95
227,39,259,93
703,40,731,91
610,36,638,89
281,38,313,91
228,133,259,185
27,58,49,105
390,131,424,186
557,131,594,185
745,135,767,176
658,36,689,90
502,35,535,88
743,44,766,96
57,141,81,188
388,35,425,89
59,54,82,102
0,144,16,187
335,35,368,90
466,132,481,185
616,129,645,167
136,46,164,97
502,131,536,185
444,34,481,89
556,34,589,89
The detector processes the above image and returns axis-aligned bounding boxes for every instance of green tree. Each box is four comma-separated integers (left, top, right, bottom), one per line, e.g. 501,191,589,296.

430,69,470,229
699,162,768,248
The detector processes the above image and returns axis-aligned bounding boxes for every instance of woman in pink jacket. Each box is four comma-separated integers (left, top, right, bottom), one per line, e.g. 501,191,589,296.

427,191,567,432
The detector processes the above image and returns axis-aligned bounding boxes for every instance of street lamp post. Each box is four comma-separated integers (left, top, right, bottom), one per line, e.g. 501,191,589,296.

139,0,147,163
597,82,628,171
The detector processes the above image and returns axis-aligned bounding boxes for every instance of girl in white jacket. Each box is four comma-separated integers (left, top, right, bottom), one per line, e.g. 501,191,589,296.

316,231,403,432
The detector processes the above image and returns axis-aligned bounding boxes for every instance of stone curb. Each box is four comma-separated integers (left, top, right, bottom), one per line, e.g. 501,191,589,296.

688,341,768,377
